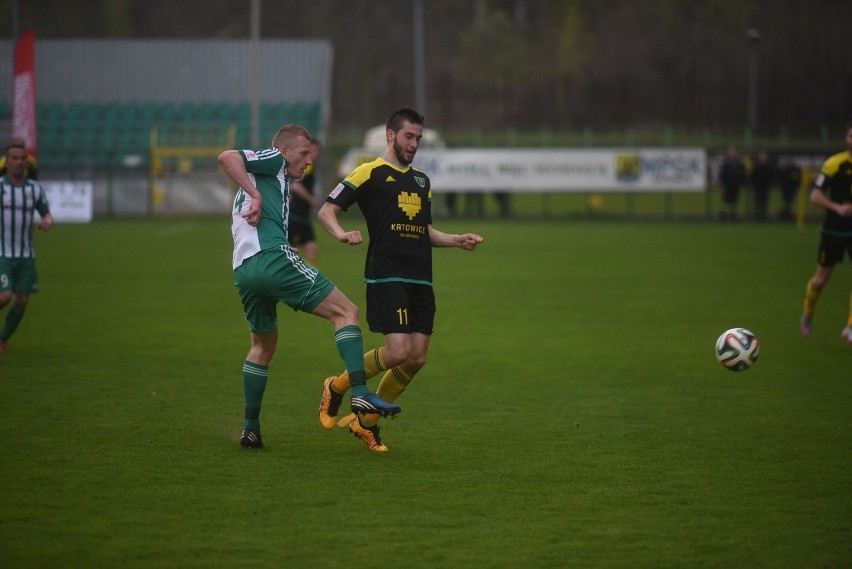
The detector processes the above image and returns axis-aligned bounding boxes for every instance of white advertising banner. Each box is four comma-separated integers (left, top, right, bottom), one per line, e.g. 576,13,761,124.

339,148,707,193
42,181,94,223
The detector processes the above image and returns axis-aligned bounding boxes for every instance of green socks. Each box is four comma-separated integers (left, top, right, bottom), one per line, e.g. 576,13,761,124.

335,325,368,396
243,361,268,431
0,306,24,342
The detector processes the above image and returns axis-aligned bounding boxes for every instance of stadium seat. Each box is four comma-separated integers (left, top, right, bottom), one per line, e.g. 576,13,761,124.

30,100,322,171
214,102,233,122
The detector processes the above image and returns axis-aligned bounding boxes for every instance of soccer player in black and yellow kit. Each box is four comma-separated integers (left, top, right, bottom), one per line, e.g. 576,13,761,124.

316,108,484,451
800,120,852,342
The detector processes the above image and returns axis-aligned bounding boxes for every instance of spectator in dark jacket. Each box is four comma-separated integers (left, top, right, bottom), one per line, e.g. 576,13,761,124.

750,150,775,221
719,146,746,220
777,154,802,221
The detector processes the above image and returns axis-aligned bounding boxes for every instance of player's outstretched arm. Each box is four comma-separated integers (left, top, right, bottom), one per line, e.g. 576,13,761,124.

810,186,852,217
317,202,362,245
428,226,484,250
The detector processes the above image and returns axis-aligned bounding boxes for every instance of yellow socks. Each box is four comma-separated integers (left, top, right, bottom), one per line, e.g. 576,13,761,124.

361,367,413,428
376,366,412,402
331,348,387,393
848,290,852,327
803,278,821,317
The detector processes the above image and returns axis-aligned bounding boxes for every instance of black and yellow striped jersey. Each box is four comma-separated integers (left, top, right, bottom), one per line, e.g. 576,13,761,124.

328,157,433,284
814,151,852,234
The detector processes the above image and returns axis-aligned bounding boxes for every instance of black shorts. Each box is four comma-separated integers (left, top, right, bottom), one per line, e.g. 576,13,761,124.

289,221,315,246
366,281,435,335
817,232,852,266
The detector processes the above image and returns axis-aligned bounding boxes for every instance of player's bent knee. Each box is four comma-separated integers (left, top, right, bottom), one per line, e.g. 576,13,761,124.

384,347,412,368
328,288,359,321
408,353,427,370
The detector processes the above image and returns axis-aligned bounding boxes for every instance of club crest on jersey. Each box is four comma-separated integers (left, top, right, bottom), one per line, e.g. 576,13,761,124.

414,176,426,188
397,191,421,220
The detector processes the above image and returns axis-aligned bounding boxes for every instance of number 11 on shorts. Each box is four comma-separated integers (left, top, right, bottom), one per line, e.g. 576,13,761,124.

397,307,408,325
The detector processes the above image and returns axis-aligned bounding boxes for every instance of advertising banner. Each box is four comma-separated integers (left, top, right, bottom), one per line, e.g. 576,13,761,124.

42,182,94,223
339,148,707,193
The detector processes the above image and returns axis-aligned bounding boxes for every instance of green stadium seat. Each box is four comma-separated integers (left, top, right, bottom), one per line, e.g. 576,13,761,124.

197,102,215,119
102,102,121,120
158,102,176,117
214,102,233,121
116,103,138,129
80,103,100,122
28,100,322,171
177,102,196,121
66,102,84,120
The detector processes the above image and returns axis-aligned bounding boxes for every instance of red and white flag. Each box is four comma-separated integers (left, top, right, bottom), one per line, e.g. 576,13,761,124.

12,29,37,157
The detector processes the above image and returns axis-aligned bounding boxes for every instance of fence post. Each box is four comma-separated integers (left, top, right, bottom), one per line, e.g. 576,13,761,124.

106,149,114,218
506,128,517,147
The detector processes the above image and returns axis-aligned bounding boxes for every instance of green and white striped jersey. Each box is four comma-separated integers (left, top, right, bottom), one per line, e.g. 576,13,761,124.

231,148,292,269
0,176,50,258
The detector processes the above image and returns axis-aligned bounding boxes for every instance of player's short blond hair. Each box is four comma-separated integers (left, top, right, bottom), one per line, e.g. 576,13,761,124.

271,124,312,149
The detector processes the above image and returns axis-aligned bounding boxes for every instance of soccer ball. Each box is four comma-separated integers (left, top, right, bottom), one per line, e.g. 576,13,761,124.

715,328,760,371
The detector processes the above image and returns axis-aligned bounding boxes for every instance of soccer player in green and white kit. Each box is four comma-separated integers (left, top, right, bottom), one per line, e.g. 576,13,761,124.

219,124,401,449
0,142,53,354
317,108,484,451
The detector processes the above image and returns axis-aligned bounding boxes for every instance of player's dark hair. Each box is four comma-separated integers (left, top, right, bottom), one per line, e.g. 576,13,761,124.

386,108,424,133
845,120,852,134
5,141,26,156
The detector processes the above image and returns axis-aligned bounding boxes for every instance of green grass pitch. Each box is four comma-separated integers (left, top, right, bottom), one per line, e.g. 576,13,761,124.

0,217,849,568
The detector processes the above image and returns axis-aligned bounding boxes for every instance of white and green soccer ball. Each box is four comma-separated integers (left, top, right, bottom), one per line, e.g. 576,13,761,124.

715,328,760,371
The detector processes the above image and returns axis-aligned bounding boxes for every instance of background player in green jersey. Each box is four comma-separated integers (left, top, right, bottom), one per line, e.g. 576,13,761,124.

0,142,53,354
800,120,852,343
317,108,484,451
218,125,400,449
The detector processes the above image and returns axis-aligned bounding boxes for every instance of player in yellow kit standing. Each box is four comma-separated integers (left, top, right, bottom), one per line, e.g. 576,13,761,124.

316,108,484,451
800,120,852,342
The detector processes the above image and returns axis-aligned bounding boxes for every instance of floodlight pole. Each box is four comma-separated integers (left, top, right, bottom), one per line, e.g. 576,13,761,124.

11,0,18,44
10,0,18,138
250,0,261,147
746,28,761,132
413,0,426,115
